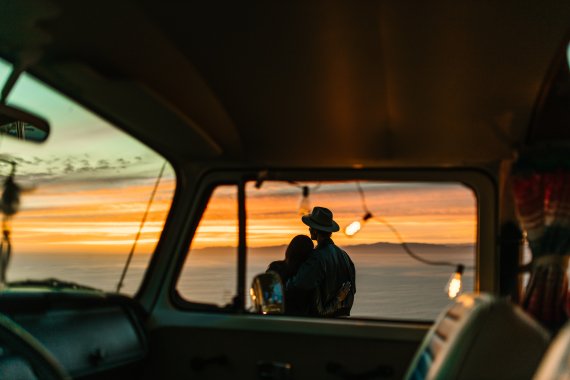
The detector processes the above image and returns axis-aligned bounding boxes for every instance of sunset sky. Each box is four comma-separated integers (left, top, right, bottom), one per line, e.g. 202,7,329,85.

193,181,476,250
0,58,175,254
0,58,476,257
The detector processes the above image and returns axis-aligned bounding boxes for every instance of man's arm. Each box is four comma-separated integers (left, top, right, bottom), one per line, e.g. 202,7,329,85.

349,256,356,294
316,282,351,317
286,252,324,290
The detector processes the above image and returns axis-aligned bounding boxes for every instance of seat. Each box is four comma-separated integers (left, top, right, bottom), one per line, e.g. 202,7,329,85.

404,293,550,380
533,322,570,380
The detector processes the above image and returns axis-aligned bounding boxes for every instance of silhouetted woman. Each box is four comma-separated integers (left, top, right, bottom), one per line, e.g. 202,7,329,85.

267,235,314,285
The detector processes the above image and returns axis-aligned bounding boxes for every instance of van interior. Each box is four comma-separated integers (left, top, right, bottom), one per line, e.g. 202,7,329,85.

0,1,568,379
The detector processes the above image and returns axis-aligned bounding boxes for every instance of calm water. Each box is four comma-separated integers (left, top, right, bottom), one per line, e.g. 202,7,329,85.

8,244,474,321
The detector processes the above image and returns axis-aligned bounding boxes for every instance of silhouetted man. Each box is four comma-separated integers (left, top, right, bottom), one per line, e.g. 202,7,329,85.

287,206,356,317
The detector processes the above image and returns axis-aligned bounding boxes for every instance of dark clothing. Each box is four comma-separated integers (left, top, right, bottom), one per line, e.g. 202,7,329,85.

267,260,313,315
267,260,291,283
287,238,356,317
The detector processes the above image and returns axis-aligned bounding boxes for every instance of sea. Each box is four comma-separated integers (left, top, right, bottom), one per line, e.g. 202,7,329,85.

8,243,475,321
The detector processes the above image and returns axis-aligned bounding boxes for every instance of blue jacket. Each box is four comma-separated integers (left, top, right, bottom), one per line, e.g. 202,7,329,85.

287,238,356,316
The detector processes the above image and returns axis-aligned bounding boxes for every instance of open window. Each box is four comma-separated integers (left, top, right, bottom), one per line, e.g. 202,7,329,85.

176,174,480,321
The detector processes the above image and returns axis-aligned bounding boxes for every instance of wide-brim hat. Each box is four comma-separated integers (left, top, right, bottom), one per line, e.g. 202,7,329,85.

302,206,340,232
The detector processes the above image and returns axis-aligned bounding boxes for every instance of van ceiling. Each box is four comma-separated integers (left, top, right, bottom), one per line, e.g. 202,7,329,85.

0,0,569,167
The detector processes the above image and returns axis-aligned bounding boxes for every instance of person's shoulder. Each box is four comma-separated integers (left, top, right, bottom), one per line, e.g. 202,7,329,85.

312,246,329,258
334,244,354,263
332,243,349,254
267,260,287,272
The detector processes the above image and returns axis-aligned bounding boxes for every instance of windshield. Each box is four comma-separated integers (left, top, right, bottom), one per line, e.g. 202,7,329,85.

0,59,175,294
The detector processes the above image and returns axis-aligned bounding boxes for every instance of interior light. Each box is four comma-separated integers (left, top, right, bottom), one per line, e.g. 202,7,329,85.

344,212,372,237
298,186,311,215
445,264,465,299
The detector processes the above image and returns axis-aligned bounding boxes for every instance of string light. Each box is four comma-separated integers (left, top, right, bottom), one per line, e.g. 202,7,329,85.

255,170,269,189
345,181,470,299
298,186,311,215
344,182,373,237
253,176,321,217
445,265,465,299
344,212,372,237
290,181,320,215
255,177,469,299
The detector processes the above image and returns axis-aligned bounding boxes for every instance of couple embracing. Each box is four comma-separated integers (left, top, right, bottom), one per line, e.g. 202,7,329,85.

267,207,356,317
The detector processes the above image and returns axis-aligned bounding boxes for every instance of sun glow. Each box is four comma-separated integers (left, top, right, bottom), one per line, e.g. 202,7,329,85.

10,180,476,255
186,182,477,251
11,178,175,254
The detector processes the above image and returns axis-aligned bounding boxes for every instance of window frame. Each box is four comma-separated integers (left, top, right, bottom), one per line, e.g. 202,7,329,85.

170,168,497,321
0,61,180,297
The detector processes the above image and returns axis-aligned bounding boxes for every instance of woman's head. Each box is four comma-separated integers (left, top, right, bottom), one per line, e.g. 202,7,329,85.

285,235,314,272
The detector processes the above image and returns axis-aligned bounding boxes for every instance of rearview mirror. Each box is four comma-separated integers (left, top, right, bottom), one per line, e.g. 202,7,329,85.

250,272,285,315
0,103,49,143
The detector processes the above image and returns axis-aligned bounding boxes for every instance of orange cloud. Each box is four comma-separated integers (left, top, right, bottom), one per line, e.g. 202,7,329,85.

189,182,477,250
10,180,476,255
10,179,174,254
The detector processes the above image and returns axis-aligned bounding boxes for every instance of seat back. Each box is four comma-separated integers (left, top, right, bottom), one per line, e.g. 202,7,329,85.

405,293,550,380
534,322,570,380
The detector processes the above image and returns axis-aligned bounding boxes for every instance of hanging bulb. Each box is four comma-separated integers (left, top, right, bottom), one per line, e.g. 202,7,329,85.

255,170,269,189
344,212,372,237
298,186,311,215
344,221,362,236
445,264,464,299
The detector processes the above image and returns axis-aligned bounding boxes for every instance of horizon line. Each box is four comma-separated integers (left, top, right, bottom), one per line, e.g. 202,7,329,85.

191,241,476,250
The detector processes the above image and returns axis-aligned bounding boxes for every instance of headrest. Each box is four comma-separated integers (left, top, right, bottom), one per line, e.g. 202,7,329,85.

406,293,550,380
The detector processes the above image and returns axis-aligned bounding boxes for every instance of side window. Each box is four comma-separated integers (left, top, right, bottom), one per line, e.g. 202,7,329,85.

246,181,476,321
177,186,238,307
175,179,476,321
1,59,176,295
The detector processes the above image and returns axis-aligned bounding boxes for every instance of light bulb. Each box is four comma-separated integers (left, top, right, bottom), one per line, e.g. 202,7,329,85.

344,212,373,237
445,265,464,299
298,186,311,215
344,221,362,236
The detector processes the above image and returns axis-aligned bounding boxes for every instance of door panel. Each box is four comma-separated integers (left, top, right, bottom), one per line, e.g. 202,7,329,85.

144,312,428,380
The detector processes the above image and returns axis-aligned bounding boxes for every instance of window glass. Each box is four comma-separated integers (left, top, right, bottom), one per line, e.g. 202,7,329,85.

177,186,238,307
246,181,476,320
0,59,175,294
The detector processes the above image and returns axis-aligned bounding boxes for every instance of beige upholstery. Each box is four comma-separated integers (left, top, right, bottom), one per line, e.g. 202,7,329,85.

404,293,550,380
534,322,570,380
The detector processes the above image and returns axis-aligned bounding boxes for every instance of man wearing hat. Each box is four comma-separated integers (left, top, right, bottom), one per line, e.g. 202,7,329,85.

287,206,356,317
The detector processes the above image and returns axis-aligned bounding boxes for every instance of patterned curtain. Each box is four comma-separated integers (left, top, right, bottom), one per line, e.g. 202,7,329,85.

512,144,570,331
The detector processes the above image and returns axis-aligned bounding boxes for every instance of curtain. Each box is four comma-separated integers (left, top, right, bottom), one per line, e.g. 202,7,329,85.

512,145,570,331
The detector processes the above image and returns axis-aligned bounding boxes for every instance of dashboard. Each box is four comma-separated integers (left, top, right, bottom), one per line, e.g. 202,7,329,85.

0,291,147,379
